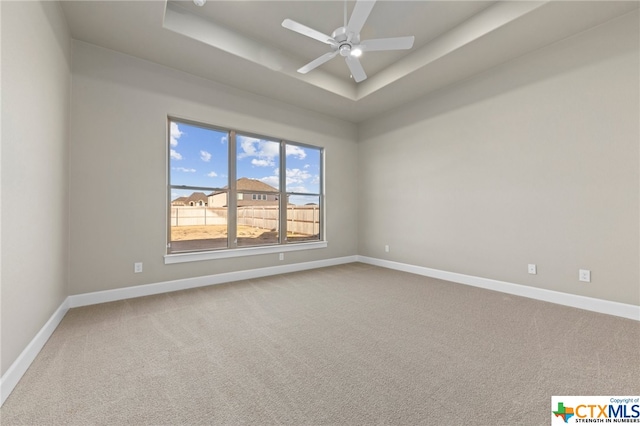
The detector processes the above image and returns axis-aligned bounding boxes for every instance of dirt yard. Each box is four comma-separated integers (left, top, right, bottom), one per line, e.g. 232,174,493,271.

171,225,263,241
169,225,318,252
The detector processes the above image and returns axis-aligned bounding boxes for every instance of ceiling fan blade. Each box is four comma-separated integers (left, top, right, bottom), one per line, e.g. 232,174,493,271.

282,19,336,46
297,51,339,74
360,36,415,52
346,0,376,35
345,56,367,83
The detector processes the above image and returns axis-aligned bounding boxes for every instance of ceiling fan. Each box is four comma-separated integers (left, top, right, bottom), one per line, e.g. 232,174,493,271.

282,0,415,83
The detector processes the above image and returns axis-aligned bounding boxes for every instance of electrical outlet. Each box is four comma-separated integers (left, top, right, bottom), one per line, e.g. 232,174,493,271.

528,264,537,275
579,269,591,282
134,262,143,273
384,245,390,253
279,253,284,261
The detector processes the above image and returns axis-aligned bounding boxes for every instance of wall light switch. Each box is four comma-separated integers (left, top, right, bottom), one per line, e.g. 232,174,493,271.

528,264,537,274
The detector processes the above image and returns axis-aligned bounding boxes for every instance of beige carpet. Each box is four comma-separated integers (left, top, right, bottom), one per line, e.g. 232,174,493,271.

1,263,638,425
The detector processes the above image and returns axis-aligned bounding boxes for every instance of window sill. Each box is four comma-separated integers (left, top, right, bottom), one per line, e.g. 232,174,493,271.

164,241,328,264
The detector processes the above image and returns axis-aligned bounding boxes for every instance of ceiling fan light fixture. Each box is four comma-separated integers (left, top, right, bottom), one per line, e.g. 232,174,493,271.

193,0,206,6
350,47,363,57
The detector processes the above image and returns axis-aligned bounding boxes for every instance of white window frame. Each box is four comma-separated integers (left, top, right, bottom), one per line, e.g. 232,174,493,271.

165,118,326,264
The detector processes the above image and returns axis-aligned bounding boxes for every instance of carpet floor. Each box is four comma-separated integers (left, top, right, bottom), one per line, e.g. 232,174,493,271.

1,263,638,425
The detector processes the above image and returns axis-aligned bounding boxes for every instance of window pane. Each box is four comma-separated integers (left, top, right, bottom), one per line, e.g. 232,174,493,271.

236,135,280,190
237,194,279,247
169,191,228,253
170,121,228,189
286,144,320,194
287,195,320,243
168,119,229,254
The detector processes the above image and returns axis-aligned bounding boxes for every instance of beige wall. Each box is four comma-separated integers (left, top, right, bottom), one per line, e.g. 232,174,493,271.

68,41,359,295
1,1,71,375
358,11,639,306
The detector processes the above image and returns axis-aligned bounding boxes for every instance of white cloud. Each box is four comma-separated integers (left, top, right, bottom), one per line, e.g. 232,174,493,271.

174,167,196,173
200,150,212,162
170,122,183,147
286,168,311,184
221,135,228,145
170,149,183,160
260,176,280,188
238,137,260,157
252,158,274,167
258,168,313,192
286,145,306,159
261,141,280,158
304,164,310,169
207,171,218,177
237,136,279,167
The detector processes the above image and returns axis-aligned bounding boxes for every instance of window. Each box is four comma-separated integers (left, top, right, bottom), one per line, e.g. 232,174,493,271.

167,118,323,258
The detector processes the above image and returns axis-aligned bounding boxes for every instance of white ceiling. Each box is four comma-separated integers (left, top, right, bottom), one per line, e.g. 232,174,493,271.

60,1,639,123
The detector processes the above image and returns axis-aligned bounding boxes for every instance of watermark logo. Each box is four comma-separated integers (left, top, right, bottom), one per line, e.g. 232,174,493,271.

553,402,575,423
551,396,640,424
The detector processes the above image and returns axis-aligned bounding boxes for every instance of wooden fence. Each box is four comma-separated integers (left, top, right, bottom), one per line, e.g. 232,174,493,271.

171,205,319,236
285,205,320,236
170,207,226,226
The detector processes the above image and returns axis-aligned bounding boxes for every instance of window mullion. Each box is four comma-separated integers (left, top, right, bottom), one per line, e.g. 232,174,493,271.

228,131,238,249
279,140,287,245
320,147,325,241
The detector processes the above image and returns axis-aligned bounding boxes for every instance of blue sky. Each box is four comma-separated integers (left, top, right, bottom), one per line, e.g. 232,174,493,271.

170,121,321,204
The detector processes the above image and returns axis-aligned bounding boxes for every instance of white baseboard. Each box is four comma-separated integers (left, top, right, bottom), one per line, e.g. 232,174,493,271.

0,299,70,406
68,255,358,308
357,256,640,321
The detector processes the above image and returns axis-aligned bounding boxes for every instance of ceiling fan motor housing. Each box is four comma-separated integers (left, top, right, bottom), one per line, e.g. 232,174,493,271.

331,27,349,43
332,27,361,57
